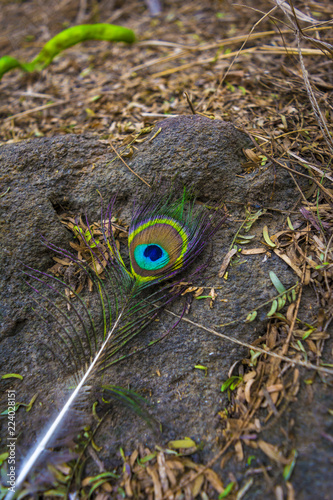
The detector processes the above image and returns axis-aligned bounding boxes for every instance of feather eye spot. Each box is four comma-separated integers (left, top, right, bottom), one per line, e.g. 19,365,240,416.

134,243,169,271
144,244,163,261
129,218,187,280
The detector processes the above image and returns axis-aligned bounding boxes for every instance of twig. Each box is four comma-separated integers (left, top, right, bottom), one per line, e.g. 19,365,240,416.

127,26,332,77
4,100,68,122
275,0,333,155
108,142,151,188
183,91,196,114
324,233,333,298
151,46,323,79
141,112,178,118
281,230,308,356
296,32,333,155
217,5,278,89
163,308,333,375
248,134,333,201
0,187,10,198
287,151,333,183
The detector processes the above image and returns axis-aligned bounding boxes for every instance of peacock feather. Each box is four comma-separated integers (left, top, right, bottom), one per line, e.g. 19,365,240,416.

128,189,222,286
7,187,225,498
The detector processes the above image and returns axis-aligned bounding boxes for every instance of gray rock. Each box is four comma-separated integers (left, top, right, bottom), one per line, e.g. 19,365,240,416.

1,116,329,499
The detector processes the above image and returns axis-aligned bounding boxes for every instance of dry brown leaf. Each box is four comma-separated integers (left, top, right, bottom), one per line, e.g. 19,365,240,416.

167,460,185,472
209,287,217,309
260,384,284,395
243,149,261,163
181,458,202,471
157,453,169,493
181,286,199,296
123,467,133,498
95,494,109,500
243,370,257,382
257,440,291,464
101,482,112,492
82,476,93,487
204,468,224,493
273,248,303,278
244,378,256,404
130,449,138,467
75,282,84,295
52,256,71,266
193,287,204,297
164,463,177,487
267,325,278,349
286,303,296,323
69,241,84,252
286,481,296,500
304,267,311,285
241,247,266,255
191,473,205,498
218,248,237,278
234,440,244,462
147,465,162,500
293,330,329,340
306,339,317,353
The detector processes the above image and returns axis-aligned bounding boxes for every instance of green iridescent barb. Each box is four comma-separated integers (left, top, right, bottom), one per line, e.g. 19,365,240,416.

0,23,136,81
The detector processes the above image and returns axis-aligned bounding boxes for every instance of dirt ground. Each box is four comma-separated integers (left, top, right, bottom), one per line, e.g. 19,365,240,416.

0,1,333,499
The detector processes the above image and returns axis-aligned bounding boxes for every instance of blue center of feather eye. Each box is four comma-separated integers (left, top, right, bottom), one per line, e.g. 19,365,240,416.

144,244,162,261
134,244,169,271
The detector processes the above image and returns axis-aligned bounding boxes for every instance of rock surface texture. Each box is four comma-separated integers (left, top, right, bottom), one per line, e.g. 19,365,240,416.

0,116,331,499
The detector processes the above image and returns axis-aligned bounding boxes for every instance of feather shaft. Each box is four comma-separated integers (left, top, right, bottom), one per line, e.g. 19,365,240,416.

7,310,125,498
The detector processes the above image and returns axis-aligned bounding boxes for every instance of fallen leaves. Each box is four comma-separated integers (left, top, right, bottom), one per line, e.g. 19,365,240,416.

113,446,227,500
48,214,128,295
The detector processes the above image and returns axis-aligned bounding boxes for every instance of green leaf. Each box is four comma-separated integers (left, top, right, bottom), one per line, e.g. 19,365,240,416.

88,480,109,498
302,328,315,340
283,450,298,480
43,488,67,497
287,217,294,231
0,452,9,465
260,155,268,166
236,234,256,245
221,376,242,392
1,404,20,415
263,226,276,247
277,295,287,310
218,482,235,498
194,365,208,376
269,271,286,294
168,438,196,449
249,350,261,366
26,393,38,412
244,208,266,232
266,299,278,317
245,311,257,323
225,81,235,92
272,312,287,320
137,453,157,465
2,373,23,380
236,234,255,240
